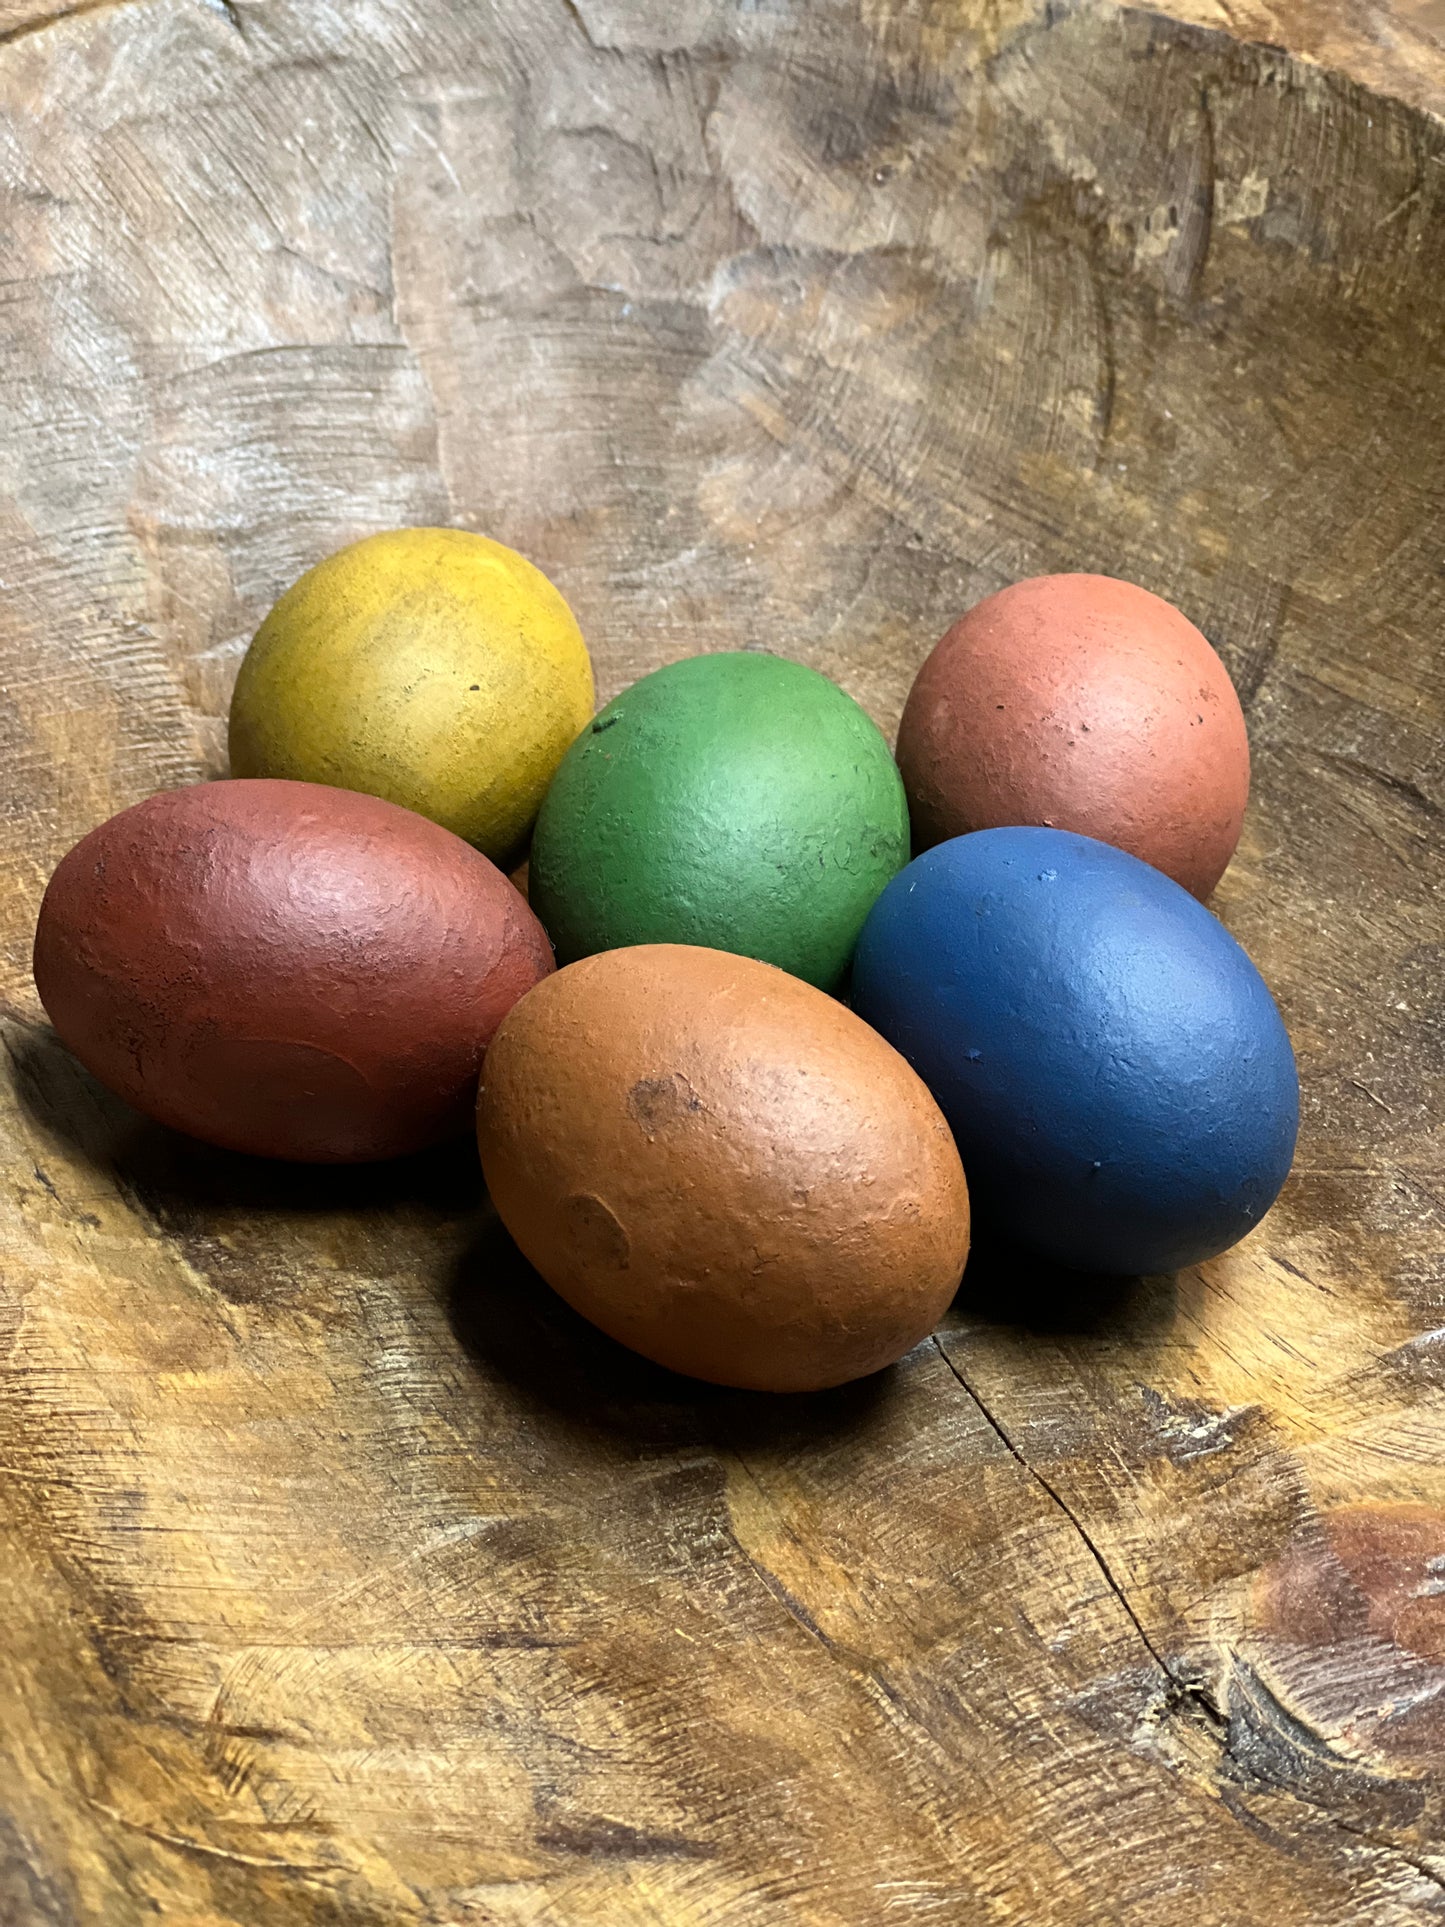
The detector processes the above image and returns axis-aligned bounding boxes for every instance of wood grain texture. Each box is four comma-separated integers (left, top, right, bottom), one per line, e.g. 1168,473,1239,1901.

1,1,1442,1921
1164,0,1445,117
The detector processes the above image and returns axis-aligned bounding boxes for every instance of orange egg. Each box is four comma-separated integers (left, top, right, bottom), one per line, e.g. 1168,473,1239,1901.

477,945,971,1391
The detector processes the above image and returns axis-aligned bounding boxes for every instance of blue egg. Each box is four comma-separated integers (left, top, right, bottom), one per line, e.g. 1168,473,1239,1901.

851,827,1299,1275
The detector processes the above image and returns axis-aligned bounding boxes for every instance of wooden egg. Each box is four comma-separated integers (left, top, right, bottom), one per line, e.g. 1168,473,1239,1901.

528,652,909,990
33,779,553,1162
476,944,970,1391
852,828,1299,1276
897,574,1251,898
229,528,595,866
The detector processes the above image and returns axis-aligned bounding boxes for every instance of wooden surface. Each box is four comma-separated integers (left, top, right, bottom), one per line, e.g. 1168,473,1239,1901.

2,1,1443,1921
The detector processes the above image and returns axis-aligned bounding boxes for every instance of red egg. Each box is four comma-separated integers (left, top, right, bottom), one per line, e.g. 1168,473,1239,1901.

33,779,554,1161
896,574,1251,898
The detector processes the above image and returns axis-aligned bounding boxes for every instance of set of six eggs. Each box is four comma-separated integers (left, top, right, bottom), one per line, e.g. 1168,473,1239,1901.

34,529,1297,1393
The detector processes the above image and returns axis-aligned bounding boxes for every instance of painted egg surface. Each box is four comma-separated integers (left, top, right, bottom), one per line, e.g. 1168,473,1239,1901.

33,779,553,1162
896,574,1251,899
229,528,595,865
476,944,970,1391
851,828,1298,1276
528,652,909,991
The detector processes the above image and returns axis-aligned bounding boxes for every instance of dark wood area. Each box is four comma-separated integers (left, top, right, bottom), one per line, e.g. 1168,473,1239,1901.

1,1,1442,1920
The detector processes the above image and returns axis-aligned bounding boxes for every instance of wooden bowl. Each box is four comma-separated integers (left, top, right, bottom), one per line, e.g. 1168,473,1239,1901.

2,2,1442,1920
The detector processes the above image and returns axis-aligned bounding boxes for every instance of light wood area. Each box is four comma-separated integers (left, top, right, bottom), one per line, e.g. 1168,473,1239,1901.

1,1,1443,1921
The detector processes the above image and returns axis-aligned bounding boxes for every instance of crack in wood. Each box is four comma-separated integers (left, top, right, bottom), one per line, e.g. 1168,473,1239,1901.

932,1338,1445,1902
931,1335,1188,1692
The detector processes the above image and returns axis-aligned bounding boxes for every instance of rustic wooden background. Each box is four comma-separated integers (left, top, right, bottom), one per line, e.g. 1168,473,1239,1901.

2,1,1443,1921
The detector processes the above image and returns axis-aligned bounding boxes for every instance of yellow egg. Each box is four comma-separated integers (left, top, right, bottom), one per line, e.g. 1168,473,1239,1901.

228,528,595,864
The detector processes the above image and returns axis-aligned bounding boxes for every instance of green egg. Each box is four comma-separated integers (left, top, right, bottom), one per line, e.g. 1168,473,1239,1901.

529,652,910,990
